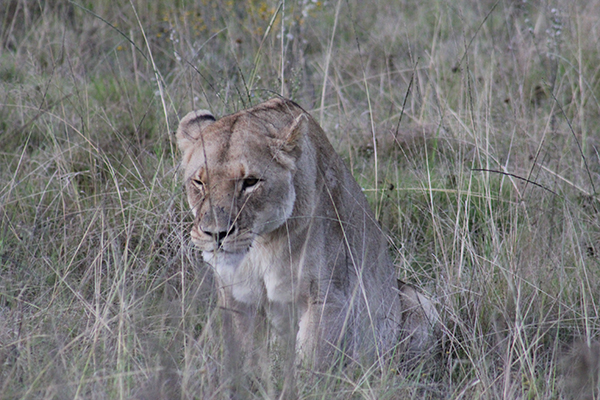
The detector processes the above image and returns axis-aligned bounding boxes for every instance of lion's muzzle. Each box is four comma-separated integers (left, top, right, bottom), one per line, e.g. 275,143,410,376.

196,205,236,246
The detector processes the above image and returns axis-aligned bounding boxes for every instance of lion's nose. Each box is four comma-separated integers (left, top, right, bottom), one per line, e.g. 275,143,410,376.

202,225,235,246
198,206,236,246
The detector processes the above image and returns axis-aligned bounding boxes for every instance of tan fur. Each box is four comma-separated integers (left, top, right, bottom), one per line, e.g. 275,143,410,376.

176,98,438,392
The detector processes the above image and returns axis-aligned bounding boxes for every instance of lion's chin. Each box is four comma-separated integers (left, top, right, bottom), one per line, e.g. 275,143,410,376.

202,249,248,272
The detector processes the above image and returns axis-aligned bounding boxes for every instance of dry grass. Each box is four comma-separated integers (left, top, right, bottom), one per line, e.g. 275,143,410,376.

1,0,600,398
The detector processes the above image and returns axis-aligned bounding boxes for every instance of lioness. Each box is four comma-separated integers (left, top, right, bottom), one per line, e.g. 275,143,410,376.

176,98,437,394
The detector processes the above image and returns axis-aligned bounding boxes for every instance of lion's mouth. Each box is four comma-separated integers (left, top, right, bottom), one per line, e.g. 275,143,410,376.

190,226,254,254
202,247,249,256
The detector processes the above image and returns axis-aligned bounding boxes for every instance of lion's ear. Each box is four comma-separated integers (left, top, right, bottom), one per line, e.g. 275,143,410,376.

176,110,216,156
269,113,307,169
282,113,307,152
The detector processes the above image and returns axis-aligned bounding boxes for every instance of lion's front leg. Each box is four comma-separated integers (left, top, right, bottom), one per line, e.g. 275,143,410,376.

296,298,350,371
218,286,268,398
268,301,298,399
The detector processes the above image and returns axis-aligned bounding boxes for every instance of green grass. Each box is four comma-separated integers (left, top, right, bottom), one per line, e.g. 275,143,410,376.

1,0,600,398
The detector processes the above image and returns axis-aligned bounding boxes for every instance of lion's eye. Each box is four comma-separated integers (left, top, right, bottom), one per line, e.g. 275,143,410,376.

242,177,260,191
191,178,204,190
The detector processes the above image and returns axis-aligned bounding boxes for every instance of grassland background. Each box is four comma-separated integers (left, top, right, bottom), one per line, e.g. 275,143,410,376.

1,0,600,398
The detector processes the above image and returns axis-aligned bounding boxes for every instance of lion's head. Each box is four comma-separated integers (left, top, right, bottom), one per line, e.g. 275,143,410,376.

176,99,307,265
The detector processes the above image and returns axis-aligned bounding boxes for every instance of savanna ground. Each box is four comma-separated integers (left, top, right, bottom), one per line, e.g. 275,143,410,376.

1,0,600,398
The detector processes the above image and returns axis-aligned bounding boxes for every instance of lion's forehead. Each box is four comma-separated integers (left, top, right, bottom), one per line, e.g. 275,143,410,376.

185,120,276,180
